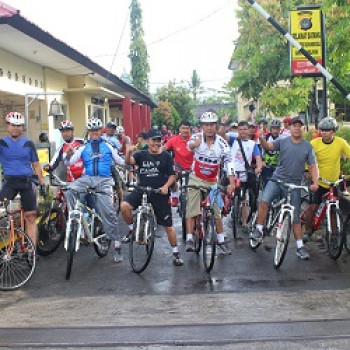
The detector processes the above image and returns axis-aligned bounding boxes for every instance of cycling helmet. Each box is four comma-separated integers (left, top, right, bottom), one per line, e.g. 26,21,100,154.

6,112,25,125
270,120,281,128
86,118,103,130
258,118,268,125
318,117,338,131
58,120,74,130
200,111,218,123
116,126,124,134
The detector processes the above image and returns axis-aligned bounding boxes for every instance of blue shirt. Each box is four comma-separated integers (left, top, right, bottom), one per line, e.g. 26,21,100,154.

0,136,38,176
101,134,121,150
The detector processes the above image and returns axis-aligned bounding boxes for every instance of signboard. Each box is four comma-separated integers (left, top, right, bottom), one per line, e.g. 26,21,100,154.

37,147,50,176
290,8,325,77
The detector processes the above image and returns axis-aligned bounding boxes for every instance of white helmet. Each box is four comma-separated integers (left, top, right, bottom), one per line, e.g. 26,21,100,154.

6,112,25,125
318,117,338,131
200,111,218,123
59,120,74,130
86,118,103,130
116,126,124,134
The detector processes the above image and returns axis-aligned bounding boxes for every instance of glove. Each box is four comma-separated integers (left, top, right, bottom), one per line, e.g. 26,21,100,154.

39,185,47,197
43,164,52,172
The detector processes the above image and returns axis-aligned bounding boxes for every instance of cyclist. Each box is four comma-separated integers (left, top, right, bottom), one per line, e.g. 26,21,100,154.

280,117,292,138
116,126,133,183
185,111,235,254
231,121,262,228
303,117,350,242
163,120,193,207
250,115,319,260
102,121,122,150
120,128,184,266
64,118,125,263
261,120,281,187
0,112,45,246
44,120,84,182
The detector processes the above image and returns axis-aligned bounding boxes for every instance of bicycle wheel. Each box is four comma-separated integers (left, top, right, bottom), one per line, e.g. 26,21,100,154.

0,228,36,290
231,195,241,239
129,213,155,273
113,190,121,215
179,192,187,241
37,207,66,256
93,217,111,258
246,187,257,224
193,216,202,254
273,212,292,269
344,213,350,253
248,210,260,250
202,215,216,272
66,221,78,280
325,207,343,260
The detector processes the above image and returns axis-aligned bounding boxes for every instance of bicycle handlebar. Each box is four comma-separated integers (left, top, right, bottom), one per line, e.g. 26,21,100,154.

127,185,163,195
319,177,343,187
182,184,227,193
49,173,68,188
271,179,309,192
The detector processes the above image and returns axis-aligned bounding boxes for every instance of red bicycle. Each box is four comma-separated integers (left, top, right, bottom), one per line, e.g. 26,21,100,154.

300,178,344,260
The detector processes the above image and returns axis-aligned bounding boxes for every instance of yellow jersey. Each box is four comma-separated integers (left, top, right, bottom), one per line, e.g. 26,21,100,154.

311,136,350,188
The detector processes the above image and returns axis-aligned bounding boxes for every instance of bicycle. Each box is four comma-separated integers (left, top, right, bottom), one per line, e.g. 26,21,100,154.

176,169,191,241
37,173,67,256
53,175,111,280
126,185,159,273
183,185,225,272
300,178,344,260
0,197,36,290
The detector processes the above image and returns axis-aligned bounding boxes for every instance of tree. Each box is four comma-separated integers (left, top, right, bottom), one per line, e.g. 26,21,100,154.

189,70,201,102
129,0,150,95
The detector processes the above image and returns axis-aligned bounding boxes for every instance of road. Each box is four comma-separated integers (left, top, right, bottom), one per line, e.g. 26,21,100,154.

0,205,350,349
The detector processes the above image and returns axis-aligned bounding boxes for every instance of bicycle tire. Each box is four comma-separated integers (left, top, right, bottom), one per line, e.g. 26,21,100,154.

202,215,216,272
37,207,66,256
246,187,257,224
231,195,240,240
248,210,261,250
325,207,344,260
193,216,202,254
129,212,155,273
66,221,78,280
0,228,36,290
113,191,121,215
344,213,350,253
273,212,292,269
179,193,187,241
93,217,111,258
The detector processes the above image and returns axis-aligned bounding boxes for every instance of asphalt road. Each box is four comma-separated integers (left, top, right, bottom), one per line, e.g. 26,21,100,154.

1,204,350,348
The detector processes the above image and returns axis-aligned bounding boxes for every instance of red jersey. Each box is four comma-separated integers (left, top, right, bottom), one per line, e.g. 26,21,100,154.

165,134,193,171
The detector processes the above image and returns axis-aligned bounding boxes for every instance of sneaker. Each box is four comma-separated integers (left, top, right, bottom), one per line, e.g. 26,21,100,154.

185,240,195,252
121,230,132,244
173,253,184,266
296,246,310,260
250,228,263,242
342,190,350,196
114,247,123,263
217,242,232,255
170,197,179,207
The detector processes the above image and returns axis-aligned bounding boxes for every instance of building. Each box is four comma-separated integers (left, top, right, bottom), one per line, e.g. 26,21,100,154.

0,1,156,149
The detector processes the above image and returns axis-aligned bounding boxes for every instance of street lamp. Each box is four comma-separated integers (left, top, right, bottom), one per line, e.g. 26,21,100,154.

24,92,64,137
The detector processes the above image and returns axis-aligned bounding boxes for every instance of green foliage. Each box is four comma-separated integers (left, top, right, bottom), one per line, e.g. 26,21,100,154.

129,0,150,95
190,70,201,102
153,82,195,130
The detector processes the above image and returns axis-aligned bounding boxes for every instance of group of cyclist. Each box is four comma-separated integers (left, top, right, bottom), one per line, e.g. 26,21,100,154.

1,109,349,271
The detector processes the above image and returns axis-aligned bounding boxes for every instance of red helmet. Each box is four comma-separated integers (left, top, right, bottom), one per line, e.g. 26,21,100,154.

283,117,292,125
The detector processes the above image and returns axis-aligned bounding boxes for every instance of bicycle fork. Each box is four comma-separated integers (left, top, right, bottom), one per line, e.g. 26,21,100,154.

64,209,82,252
276,204,293,241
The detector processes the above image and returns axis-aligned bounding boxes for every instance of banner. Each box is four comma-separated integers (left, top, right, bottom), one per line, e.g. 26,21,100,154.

290,8,324,77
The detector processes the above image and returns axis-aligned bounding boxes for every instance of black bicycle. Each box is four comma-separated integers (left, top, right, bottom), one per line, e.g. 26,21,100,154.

177,170,191,241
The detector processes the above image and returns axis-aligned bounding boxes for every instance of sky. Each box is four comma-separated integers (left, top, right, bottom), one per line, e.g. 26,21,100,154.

6,0,239,95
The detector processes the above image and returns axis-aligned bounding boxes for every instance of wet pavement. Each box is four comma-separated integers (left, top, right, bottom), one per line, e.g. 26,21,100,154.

0,206,350,348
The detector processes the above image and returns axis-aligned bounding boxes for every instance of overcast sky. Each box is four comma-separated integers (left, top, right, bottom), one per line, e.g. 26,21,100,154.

6,0,239,94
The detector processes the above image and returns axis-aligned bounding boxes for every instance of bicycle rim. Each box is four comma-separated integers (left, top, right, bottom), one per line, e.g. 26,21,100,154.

129,214,155,273
0,229,36,290
66,222,77,280
193,217,202,254
325,207,343,260
232,195,240,239
37,207,66,256
202,217,216,272
273,213,291,269
93,218,111,258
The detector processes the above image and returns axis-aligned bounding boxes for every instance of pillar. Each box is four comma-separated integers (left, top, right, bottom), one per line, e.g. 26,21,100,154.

132,101,141,143
140,104,147,132
122,98,133,140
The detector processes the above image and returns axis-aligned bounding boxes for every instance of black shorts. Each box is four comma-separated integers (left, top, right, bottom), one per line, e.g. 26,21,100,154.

0,178,37,212
123,190,172,227
310,186,337,205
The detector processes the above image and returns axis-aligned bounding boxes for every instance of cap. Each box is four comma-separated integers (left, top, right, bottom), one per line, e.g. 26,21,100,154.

106,121,117,128
138,132,148,139
230,122,238,128
283,117,292,124
291,116,304,125
147,128,162,139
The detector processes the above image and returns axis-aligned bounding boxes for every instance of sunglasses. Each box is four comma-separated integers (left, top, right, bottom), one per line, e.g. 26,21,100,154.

320,129,332,132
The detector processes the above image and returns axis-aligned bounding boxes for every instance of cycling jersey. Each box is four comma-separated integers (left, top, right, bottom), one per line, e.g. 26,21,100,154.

50,139,84,182
165,134,193,171
311,136,350,188
66,138,125,177
188,133,234,182
0,136,38,176
263,133,280,166
101,134,122,150
231,139,260,173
